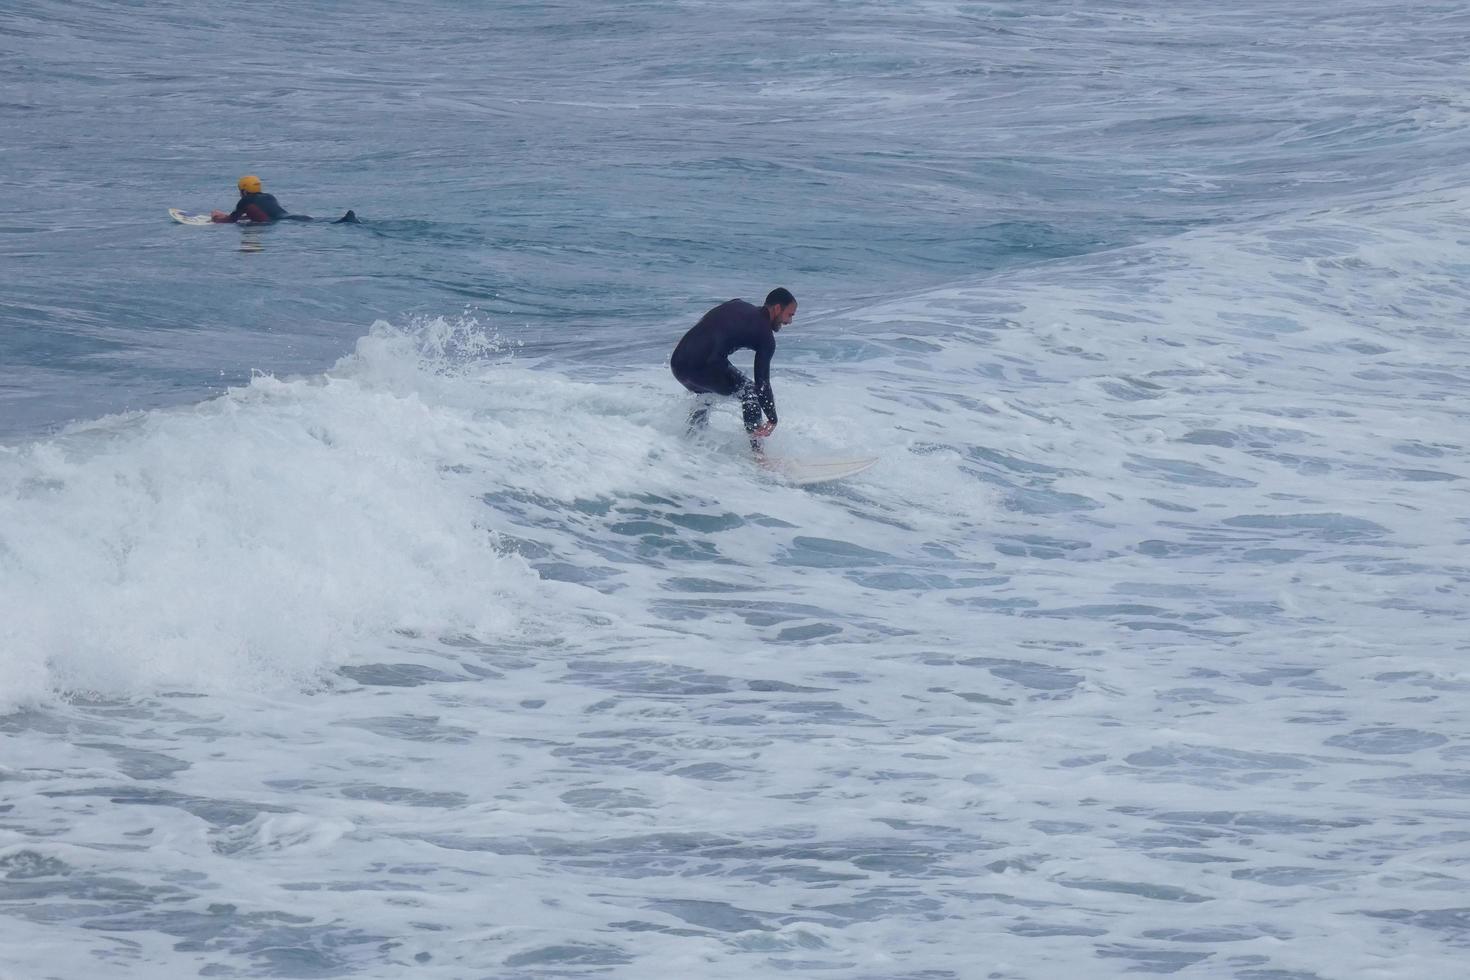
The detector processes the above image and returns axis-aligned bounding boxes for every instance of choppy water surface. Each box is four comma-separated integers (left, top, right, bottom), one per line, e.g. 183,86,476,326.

4,2,1470,978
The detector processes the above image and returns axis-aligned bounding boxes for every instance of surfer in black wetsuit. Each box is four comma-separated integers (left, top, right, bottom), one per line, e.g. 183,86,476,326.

671,287,796,451
211,175,358,224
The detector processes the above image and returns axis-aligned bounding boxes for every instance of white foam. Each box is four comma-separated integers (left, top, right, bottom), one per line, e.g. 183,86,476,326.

0,335,543,708
6,192,1470,977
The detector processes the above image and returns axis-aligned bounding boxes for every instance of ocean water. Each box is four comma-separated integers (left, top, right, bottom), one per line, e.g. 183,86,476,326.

3,1,1470,977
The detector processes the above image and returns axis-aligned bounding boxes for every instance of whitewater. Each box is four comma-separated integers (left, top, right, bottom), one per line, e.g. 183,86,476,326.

3,2,1469,978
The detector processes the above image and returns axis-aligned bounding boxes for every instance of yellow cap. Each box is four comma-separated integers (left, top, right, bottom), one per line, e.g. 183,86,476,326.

237,175,262,194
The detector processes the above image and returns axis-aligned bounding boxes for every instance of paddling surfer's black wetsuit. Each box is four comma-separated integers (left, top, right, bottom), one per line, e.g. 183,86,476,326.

217,192,310,223
671,298,778,439
215,193,359,224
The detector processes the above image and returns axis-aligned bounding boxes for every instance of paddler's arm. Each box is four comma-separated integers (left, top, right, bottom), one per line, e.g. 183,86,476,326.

211,198,247,223
752,333,777,436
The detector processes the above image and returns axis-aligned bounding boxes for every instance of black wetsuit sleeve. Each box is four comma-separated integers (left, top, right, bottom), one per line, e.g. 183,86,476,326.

753,332,776,424
221,195,249,223
223,193,289,223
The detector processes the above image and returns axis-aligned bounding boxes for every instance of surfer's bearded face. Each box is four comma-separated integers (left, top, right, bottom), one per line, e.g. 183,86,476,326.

770,302,797,331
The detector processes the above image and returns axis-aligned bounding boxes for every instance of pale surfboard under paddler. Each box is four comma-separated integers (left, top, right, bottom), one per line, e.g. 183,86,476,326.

168,208,215,226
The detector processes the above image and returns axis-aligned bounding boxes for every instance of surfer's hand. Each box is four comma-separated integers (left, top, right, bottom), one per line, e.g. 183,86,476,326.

211,210,228,222
753,421,775,438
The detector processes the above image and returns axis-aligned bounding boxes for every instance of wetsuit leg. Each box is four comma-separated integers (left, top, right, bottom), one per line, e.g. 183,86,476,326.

686,395,715,433
674,360,738,397
733,376,762,433
673,360,759,439
736,380,764,452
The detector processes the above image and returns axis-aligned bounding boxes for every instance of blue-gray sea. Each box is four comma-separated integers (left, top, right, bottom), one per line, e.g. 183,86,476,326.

4,2,1470,977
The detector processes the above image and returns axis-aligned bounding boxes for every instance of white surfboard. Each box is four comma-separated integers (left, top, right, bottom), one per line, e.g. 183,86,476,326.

168,208,215,226
761,455,879,486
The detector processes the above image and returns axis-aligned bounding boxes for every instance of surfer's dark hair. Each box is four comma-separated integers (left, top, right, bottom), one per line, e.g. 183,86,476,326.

765,287,795,308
